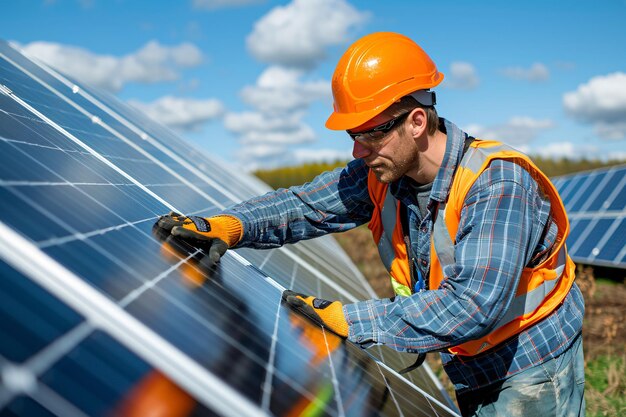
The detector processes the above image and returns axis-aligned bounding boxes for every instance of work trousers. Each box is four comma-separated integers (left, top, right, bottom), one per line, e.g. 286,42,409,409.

456,334,585,417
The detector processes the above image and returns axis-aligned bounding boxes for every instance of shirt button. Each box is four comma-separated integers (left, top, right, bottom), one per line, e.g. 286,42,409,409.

421,226,427,232
421,259,428,266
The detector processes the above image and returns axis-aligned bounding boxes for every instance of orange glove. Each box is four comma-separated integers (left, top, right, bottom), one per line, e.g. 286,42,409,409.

155,212,243,268
282,291,349,338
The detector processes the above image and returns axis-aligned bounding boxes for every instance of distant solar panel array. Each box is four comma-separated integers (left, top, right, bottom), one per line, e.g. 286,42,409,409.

0,40,459,416
552,164,626,270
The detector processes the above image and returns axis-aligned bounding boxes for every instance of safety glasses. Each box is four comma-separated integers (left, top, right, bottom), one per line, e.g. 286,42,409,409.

347,111,411,144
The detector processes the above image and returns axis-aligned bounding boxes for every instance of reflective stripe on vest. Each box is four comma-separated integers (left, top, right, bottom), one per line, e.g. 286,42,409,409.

432,201,454,269
378,188,398,272
376,189,414,296
367,139,576,356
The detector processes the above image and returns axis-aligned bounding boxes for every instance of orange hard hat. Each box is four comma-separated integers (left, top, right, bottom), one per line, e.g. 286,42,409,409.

325,32,444,131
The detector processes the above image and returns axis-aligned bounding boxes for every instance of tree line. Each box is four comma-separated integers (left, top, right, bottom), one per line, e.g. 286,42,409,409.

254,157,625,190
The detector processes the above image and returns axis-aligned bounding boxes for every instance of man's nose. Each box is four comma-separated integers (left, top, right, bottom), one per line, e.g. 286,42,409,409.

352,140,372,159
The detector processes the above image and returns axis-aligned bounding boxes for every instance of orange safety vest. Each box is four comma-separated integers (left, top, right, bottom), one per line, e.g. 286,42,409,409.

367,140,576,356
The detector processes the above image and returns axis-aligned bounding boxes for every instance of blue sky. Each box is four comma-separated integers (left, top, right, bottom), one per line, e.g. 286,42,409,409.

4,0,626,171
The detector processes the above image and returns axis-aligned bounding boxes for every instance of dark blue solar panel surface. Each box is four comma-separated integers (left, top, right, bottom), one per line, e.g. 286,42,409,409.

0,40,458,416
585,169,622,212
553,165,626,269
567,171,607,213
0,260,215,416
0,261,83,363
571,218,613,258
595,219,626,263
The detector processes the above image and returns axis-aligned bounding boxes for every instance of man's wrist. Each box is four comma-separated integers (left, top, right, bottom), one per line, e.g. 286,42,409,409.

211,215,244,247
343,300,378,347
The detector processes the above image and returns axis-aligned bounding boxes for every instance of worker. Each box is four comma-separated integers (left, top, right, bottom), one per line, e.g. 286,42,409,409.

156,32,585,417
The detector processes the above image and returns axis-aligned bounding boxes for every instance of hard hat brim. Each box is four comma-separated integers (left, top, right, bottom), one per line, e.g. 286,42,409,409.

325,106,386,131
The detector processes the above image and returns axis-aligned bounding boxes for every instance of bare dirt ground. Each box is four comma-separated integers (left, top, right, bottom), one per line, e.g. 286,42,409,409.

577,266,626,358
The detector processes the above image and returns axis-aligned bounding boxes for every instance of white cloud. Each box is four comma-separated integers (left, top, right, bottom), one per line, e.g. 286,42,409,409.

521,141,598,160
128,96,224,131
594,121,626,140
443,62,479,90
225,66,330,165
246,0,368,68
20,40,203,92
257,65,303,88
607,150,626,161
231,0,367,168
563,72,626,139
236,144,290,172
224,111,302,133
239,144,287,159
237,146,351,172
465,117,555,144
225,66,331,151
240,82,330,116
501,63,549,82
240,66,331,114
192,0,265,10
239,126,316,146
292,148,352,164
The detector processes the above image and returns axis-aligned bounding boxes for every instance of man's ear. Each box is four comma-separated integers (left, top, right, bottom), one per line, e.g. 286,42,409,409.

409,108,428,139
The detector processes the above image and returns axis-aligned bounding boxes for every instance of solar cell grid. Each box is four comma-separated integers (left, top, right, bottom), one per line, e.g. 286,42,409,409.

0,261,83,364
0,260,216,417
1,51,233,211
594,219,626,264
556,175,586,202
566,171,607,213
570,218,614,258
0,40,459,416
606,180,626,212
552,164,626,269
10,46,270,207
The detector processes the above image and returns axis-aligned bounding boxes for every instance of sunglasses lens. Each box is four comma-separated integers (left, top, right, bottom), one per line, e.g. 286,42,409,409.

347,111,409,143
367,130,386,140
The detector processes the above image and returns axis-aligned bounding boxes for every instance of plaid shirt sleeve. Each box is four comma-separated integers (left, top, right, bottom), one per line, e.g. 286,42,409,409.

344,160,554,352
223,158,374,249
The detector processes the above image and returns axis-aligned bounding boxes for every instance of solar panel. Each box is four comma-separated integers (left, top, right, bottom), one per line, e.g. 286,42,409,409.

0,40,459,416
552,164,626,269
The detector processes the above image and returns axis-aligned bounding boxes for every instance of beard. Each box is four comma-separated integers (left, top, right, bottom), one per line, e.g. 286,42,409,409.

370,163,406,184
367,135,421,183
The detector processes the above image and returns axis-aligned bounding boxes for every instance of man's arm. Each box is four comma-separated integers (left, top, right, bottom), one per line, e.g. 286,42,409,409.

344,160,554,352
224,158,374,249
153,159,374,272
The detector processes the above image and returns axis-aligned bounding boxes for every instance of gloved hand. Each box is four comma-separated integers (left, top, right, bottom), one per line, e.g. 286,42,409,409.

155,212,243,269
282,290,349,338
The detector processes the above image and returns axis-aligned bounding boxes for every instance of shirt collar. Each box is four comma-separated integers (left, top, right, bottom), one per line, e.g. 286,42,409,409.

430,118,468,202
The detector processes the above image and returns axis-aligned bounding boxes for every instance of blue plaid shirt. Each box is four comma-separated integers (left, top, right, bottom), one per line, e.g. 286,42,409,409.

225,118,584,393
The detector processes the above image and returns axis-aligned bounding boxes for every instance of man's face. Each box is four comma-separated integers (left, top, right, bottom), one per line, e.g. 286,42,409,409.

348,110,420,183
